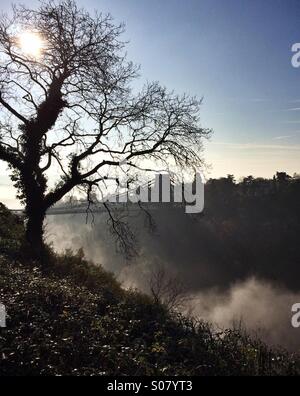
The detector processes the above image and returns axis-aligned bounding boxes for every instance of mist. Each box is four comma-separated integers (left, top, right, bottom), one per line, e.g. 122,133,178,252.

46,203,300,352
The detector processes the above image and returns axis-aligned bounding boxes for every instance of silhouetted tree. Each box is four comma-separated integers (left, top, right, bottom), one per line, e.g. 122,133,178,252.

0,1,211,260
149,266,189,311
275,172,291,184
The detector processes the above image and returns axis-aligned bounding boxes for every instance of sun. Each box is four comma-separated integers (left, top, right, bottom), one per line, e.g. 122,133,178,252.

19,32,44,58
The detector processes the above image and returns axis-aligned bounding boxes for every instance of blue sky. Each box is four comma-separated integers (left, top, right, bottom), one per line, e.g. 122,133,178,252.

1,0,300,206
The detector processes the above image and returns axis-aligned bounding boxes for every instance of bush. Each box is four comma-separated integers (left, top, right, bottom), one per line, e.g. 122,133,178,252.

0,204,24,258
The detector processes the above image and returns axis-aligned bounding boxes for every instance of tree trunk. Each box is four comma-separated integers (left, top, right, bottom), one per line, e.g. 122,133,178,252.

25,207,46,261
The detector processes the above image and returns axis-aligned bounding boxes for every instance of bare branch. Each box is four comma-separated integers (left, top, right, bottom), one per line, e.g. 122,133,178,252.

0,0,211,259
0,91,28,124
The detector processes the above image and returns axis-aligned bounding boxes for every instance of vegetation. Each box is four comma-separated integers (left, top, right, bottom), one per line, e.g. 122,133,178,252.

201,172,300,291
0,0,210,259
0,198,300,376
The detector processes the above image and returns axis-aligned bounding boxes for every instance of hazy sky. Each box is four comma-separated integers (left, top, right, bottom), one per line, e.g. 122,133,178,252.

1,0,300,207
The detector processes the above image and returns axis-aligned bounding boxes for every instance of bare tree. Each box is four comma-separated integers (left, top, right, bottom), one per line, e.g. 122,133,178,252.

0,0,211,261
149,266,190,311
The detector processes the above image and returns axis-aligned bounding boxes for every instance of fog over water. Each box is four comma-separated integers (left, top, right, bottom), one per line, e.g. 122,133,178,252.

46,208,300,352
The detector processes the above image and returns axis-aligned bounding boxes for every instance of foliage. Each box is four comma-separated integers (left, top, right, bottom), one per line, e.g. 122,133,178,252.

200,172,300,291
0,203,24,257
0,202,299,376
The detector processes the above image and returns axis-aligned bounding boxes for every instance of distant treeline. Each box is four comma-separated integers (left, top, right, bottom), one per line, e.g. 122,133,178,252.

205,171,300,216
198,172,300,291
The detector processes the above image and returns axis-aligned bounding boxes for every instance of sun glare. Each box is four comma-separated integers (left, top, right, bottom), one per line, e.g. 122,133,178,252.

19,32,44,58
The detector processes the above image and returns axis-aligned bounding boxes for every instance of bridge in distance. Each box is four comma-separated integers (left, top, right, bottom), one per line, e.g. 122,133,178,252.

11,176,188,216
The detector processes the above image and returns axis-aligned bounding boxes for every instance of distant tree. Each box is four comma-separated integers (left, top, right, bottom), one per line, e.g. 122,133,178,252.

241,176,254,194
242,175,254,185
275,172,291,183
0,1,211,260
226,174,235,184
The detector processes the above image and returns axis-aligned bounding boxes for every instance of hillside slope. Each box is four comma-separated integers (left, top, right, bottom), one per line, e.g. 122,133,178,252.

0,203,299,376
